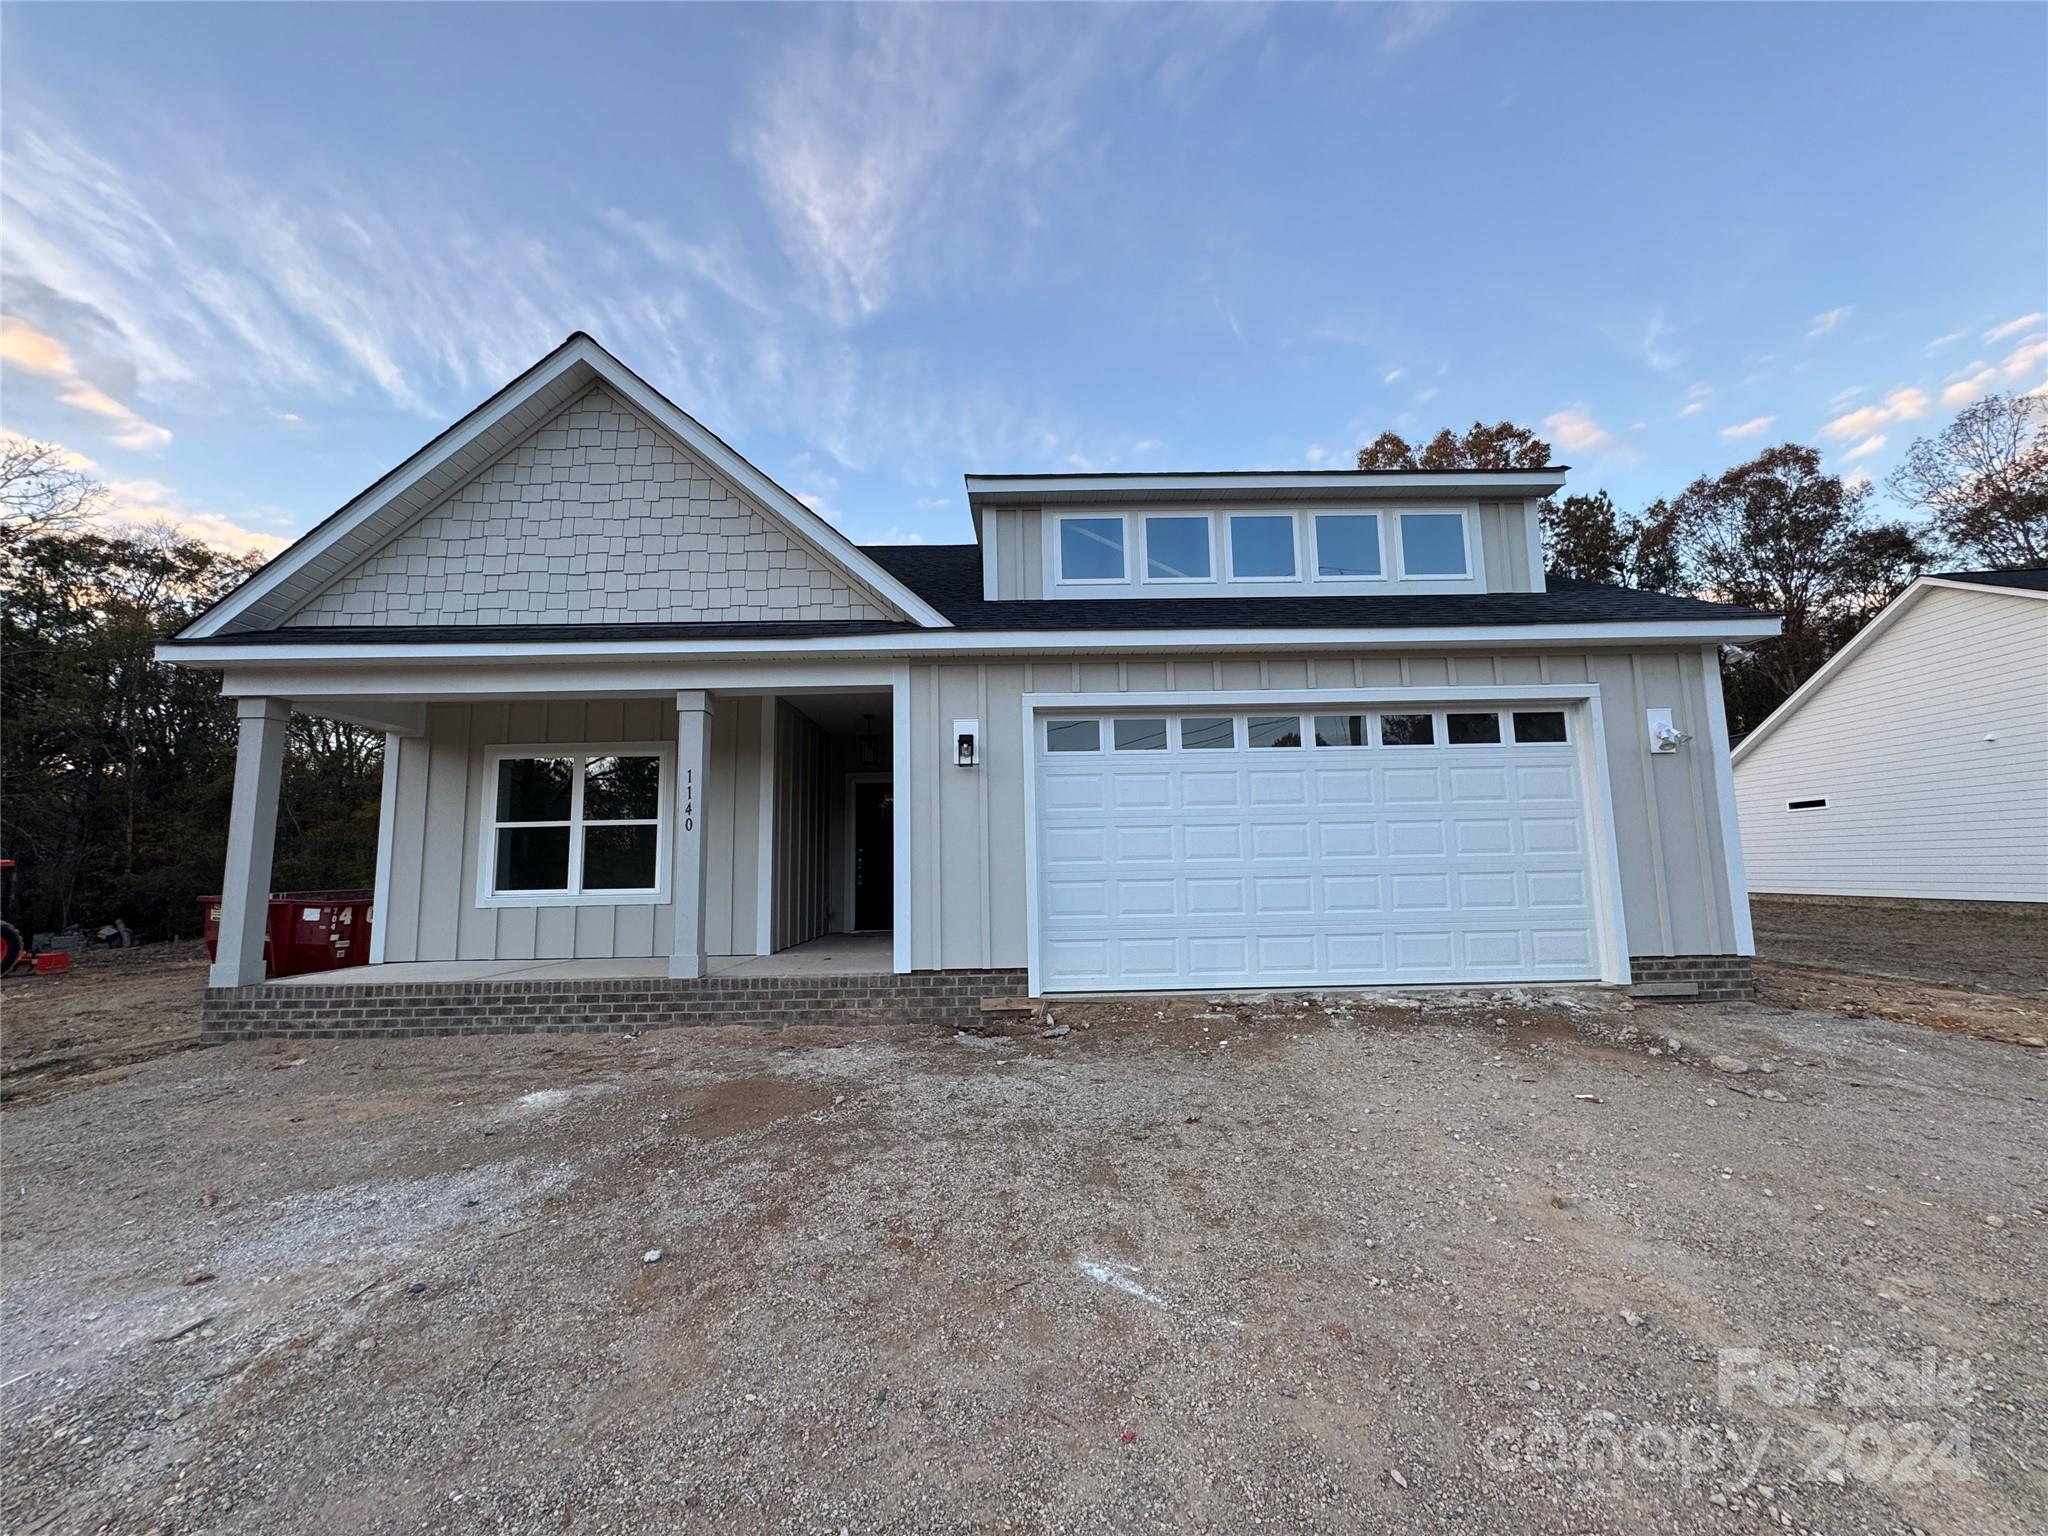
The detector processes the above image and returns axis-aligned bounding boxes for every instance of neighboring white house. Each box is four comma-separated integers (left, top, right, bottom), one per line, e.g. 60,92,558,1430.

1733,569,2048,904
163,333,1780,1016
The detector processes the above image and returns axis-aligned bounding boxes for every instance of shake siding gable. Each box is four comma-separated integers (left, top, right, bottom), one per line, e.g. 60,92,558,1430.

1734,585,2048,902
287,384,893,628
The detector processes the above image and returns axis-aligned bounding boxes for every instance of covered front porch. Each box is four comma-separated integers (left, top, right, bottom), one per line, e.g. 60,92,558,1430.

204,676,909,993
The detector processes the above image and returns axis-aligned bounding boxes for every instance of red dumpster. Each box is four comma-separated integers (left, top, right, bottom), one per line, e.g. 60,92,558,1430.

200,892,373,977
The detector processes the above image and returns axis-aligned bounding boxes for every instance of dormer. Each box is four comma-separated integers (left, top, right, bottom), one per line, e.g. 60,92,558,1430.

964,469,1568,602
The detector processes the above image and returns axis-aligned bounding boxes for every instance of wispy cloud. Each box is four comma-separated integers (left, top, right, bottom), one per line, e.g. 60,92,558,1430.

1985,312,2045,343
736,7,1260,325
1821,386,1929,440
1642,307,1682,373
1677,401,1706,419
1804,306,1851,340
1382,367,1406,385
1842,433,1886,460
1941,335,2048,407
1925,330,1966,353
0,315,171,448
1720,415,1775,440
1842,468,1873,492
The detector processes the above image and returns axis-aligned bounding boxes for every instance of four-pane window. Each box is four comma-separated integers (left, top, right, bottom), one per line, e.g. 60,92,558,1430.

488,750,664,899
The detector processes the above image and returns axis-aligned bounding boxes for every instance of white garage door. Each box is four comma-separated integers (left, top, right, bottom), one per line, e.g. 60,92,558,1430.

1032,705,1603,992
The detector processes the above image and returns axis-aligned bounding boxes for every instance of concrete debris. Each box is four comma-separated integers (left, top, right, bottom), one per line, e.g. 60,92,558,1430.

1710,1056,1749,1074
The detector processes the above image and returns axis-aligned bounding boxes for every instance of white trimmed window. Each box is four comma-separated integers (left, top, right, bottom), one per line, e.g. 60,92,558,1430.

1397,511,1471,577
480,745,670,905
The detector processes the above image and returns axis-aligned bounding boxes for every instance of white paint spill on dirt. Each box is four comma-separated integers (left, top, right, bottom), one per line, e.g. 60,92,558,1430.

1075,1257,1170,1308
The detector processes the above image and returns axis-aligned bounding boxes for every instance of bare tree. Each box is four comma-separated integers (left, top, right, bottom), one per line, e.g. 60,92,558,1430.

1887,392,2048,569
0,438,106,547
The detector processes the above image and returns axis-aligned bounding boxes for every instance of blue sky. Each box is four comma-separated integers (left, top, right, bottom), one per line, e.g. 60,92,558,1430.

2,2,2043,556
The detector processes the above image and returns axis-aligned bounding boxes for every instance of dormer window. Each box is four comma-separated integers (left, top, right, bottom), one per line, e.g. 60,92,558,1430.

1143,515,1212,581
1228,514,1297,580
1398,512,1470,578
1057,515,1126,582
1313,513,1384,578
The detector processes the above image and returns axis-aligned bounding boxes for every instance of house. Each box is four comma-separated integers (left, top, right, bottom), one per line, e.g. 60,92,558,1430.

162,334,1778,1038
1732,569,2048,904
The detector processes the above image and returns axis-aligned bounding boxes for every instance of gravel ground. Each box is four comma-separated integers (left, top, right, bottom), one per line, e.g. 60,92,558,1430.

3,984,2043,1534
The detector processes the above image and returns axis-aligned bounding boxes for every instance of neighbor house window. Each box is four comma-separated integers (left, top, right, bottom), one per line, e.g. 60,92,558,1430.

485,748,667,902
1313,513,1383,578
1228,514,1297,579
1398,512,1469,577
1144,515,1212,581
1058,516,1126,582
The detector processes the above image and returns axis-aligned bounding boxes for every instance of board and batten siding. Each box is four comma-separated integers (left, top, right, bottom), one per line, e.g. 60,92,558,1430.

1735,586,2048,902
771,699,832,950
902,646,1744,972
379,696,772,963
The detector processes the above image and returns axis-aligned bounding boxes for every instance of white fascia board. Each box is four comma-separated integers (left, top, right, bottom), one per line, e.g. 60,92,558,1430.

182,345,595,639
160,616,1783,671
967,470,1570,499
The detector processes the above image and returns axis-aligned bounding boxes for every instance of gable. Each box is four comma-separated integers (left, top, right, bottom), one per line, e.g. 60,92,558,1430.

1734,579,2048,766
286,385,893,628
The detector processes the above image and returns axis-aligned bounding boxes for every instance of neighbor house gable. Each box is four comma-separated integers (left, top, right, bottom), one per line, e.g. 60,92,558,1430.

1732,574,2048,765
181,333,948,637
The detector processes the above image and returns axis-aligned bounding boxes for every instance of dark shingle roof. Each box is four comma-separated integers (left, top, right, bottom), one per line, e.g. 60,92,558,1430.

862,544,1773,630
1928,567,2048,593
169,543,1774,647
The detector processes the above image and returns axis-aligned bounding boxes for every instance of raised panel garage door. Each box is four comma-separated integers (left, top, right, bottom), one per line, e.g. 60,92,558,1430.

1032,706,1603,992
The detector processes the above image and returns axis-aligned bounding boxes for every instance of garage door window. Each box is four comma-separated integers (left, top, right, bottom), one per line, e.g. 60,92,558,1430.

1046,719,1101,753
1247,715,1304,748
1447,711,1502,745
1379,713,1435,746
1511,710,1570,744
1179,716,1236,750
1112,718,1168,751
1313,714,1368,747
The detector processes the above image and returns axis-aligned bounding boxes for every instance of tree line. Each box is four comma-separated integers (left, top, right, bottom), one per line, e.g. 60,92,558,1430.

0,395,2042,943
1360,393,2046,736
1,442,382,943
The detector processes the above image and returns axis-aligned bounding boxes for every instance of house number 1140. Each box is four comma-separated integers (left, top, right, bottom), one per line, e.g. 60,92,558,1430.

682,766,695,833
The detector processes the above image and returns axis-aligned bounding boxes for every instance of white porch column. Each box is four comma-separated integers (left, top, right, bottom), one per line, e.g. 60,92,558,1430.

669,690,714,978
210,697,291,988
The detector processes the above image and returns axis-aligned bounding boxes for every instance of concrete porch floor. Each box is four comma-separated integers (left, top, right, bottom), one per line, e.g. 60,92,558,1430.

269,931,895,987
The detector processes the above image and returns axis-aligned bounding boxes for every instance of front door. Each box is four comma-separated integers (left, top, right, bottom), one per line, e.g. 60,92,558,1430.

852,781,894,930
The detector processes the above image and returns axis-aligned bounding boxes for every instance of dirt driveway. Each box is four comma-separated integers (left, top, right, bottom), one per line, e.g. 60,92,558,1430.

4,966,2044,1533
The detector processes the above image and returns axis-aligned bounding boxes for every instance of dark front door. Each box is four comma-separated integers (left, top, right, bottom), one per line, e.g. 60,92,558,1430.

852,781,893,930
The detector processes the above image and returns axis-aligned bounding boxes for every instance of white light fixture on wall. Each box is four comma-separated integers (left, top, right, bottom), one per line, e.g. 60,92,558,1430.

1647,708,1692,753
953,718,981,767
